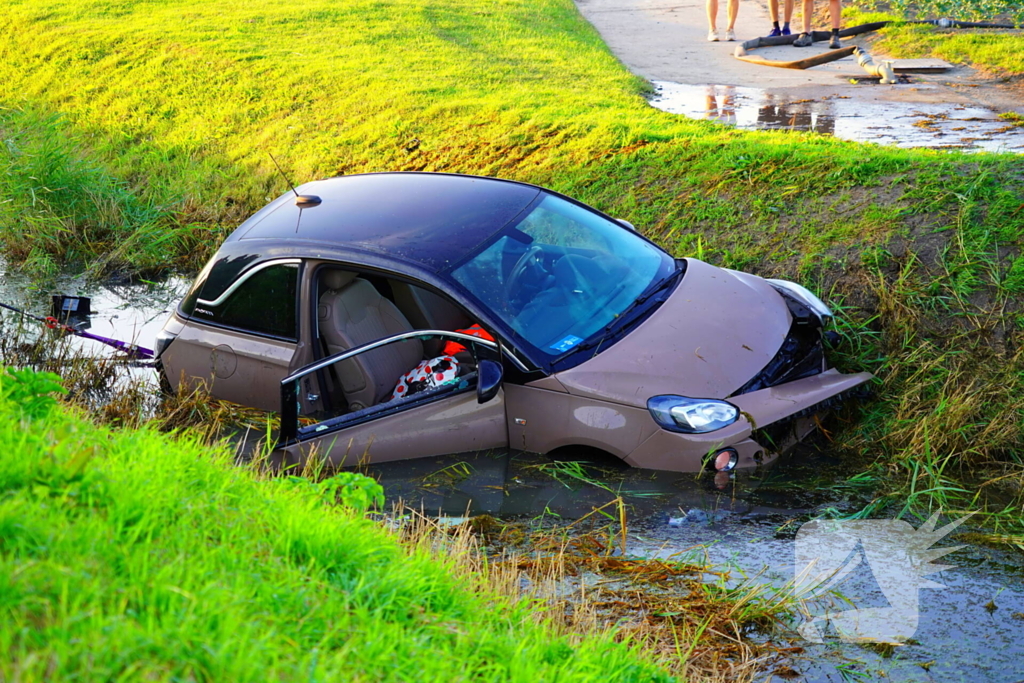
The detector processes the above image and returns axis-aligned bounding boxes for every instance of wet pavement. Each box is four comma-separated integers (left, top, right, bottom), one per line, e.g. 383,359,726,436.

650,81,1024,153
576,0,1024,154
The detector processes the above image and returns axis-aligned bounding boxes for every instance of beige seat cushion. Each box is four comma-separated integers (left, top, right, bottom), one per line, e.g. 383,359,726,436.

392,282,471,356
319,274,423,411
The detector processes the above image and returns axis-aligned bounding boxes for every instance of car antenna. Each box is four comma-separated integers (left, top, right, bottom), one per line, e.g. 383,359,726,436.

268,152,321,208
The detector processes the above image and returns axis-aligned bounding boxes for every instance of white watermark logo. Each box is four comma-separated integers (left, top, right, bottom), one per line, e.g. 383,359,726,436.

793,512,971,644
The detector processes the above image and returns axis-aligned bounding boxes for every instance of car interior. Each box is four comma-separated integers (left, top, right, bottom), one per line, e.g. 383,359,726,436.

310,267,478,418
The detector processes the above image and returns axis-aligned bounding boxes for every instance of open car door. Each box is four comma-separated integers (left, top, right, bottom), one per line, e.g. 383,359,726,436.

274,330,510,468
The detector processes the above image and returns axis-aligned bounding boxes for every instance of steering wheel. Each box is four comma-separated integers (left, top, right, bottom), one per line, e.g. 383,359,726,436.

504,244,545,300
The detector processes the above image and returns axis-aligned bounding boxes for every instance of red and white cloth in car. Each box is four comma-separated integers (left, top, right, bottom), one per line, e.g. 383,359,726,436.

390,355,460,401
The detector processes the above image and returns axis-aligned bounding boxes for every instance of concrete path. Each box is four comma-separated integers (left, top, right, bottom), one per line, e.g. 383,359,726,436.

574,0,1024,151
576,0,867,89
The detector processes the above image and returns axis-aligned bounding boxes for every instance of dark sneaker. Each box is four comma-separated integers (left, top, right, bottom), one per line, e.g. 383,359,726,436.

782,26,791,35
829,34,841,49
768,27,782,37
793,32,813,47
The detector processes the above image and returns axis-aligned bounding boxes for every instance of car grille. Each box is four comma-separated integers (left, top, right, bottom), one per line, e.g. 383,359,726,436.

730,318,825,397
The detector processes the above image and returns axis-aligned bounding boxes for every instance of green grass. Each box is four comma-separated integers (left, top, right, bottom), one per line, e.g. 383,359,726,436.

0,366,674,681
0,0,1020,276
846,4,1024,75
1,0,1023,538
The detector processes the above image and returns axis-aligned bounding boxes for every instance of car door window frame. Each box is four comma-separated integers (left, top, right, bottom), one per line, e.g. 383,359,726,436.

279,329,508,445
191,258,303,341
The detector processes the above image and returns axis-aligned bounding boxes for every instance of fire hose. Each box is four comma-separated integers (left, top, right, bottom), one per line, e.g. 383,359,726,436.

734,18,1016,76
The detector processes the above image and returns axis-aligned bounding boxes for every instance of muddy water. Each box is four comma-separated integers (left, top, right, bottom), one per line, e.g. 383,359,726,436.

370,447,1024,683
630,512,1024,682
651,81,1024,153
0,258,189,365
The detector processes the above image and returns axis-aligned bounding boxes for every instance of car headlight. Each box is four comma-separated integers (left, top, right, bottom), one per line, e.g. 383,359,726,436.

647,395,740,433
766,279,832,322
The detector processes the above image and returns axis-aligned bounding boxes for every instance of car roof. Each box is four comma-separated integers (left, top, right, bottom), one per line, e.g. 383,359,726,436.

228,172,543,274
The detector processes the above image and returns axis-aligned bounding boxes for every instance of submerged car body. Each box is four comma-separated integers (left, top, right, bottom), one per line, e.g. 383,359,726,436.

157,172,872,473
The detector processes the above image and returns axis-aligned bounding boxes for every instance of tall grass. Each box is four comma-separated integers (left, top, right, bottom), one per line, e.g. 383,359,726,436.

0,0,1020,275
0,107,214,275
0,366,681,682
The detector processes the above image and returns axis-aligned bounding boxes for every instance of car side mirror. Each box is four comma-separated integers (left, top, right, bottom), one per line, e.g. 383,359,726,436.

616,218,637,232
477,359,503,404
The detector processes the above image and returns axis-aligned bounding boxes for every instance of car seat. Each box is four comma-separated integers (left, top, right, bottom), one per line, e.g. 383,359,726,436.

318,270,424,411
391,282,471,356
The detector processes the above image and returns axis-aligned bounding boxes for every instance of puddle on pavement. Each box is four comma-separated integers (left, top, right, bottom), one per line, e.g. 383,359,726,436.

371,446,1024,683
651,81,1024,153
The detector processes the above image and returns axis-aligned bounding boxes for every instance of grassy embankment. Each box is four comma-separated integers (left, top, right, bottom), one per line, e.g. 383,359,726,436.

0,366,683,681
0,0,1023,536
847,2,1024,77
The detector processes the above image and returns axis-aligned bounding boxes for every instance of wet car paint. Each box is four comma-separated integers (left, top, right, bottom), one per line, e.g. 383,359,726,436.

553,259,794,404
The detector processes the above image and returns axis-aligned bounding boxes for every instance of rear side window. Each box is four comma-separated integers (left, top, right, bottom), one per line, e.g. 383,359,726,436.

192,263,299,340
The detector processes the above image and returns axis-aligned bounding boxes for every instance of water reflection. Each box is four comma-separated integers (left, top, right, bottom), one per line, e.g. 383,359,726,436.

365,448,824,519
0,257,189,372
653,80,1024,153
758,92,836,135
703,85,736,125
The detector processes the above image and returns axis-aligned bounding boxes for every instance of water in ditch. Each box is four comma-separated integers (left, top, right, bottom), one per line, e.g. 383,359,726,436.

369,445,1024,683
0,257,189,371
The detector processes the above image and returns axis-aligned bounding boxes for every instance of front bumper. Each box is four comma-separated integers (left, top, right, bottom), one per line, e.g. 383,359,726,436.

623,368,873,472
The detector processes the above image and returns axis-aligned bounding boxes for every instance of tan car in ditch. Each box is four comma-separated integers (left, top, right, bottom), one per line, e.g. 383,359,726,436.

156,172,872,473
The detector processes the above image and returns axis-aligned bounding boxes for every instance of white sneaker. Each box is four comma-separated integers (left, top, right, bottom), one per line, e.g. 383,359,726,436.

725,28,736,41
708,29,720,42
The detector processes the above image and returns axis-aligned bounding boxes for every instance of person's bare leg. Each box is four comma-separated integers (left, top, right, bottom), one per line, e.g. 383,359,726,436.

827,0,841,46
785,0,795,24
707,0,718,30
769,0,779,23
727,0,739,30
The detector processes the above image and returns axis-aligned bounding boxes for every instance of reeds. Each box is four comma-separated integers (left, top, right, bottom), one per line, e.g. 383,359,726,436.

0,315,275,449
395,507,816,682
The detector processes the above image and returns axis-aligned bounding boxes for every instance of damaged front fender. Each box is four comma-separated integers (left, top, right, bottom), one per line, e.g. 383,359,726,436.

730,368,873,431
623,368,872,472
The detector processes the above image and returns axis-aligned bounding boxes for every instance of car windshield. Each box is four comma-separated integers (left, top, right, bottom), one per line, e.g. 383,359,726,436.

451,194,674,359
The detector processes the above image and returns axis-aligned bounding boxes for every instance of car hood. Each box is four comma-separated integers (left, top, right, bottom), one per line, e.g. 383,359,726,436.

554,258,792,407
